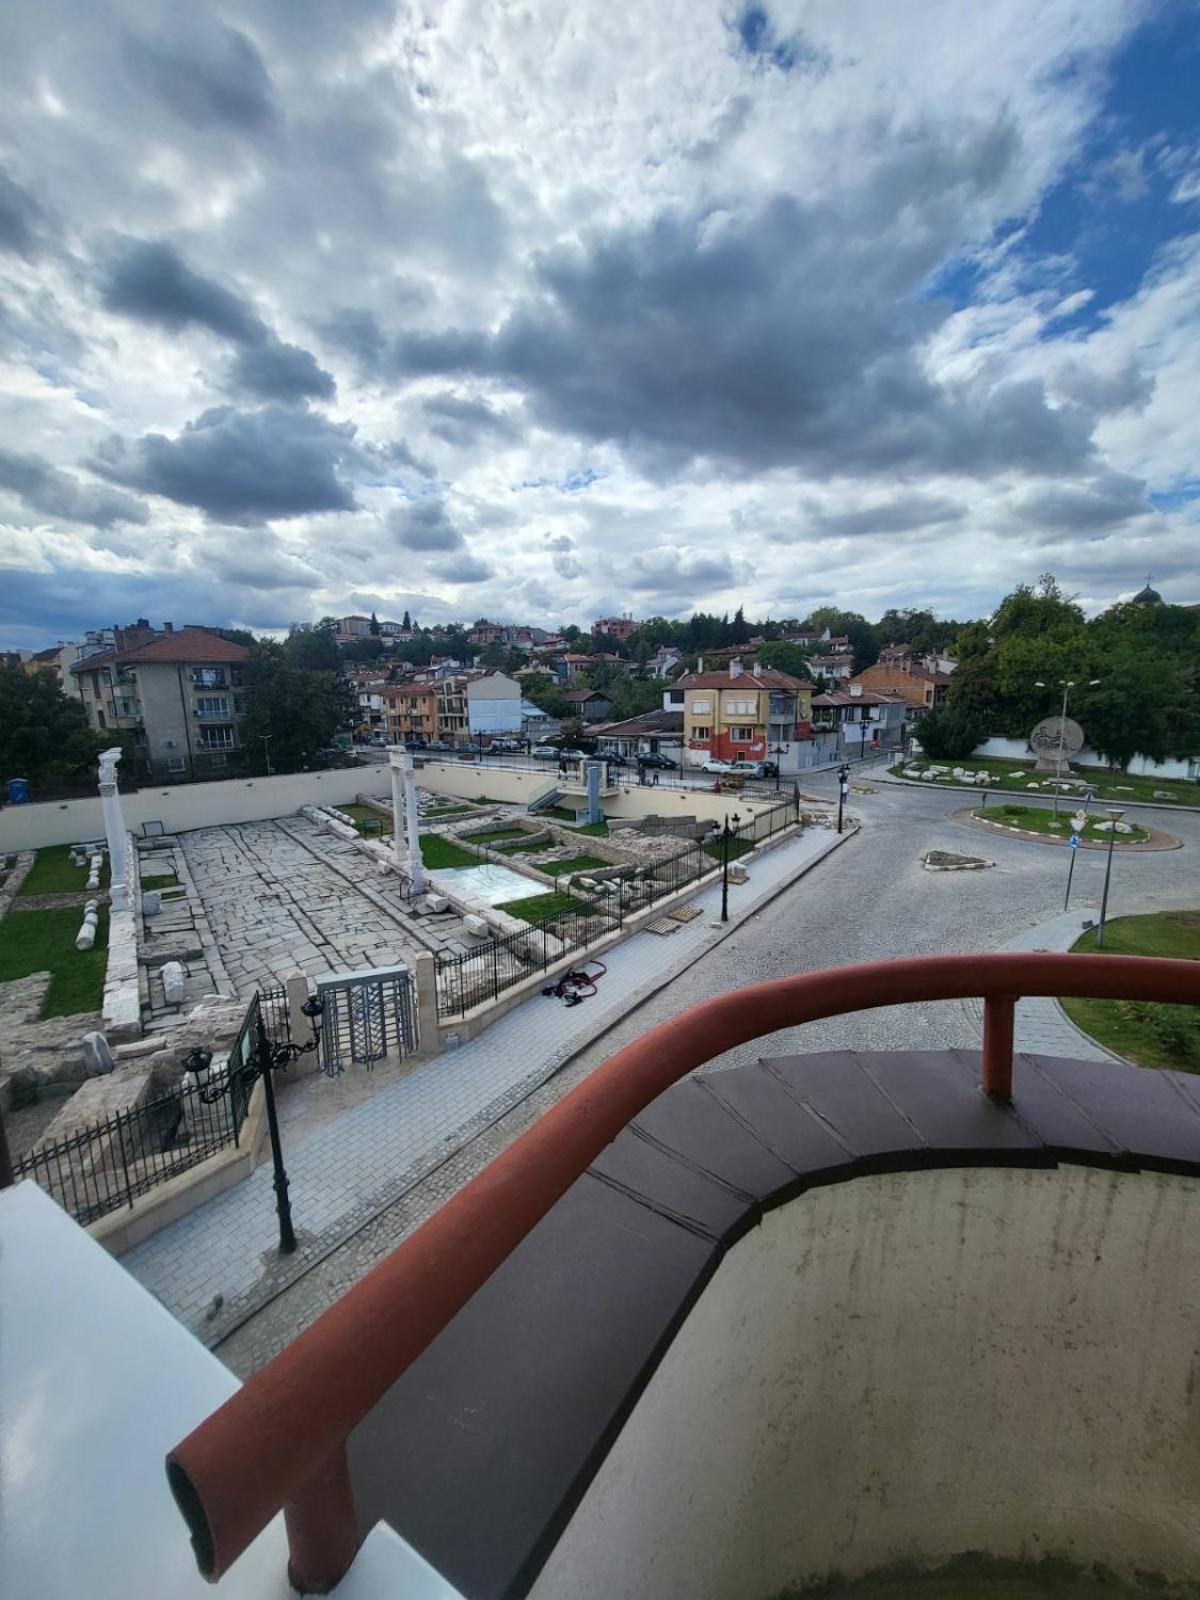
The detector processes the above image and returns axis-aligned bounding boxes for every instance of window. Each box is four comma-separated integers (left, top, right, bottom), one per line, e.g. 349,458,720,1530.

730,725,755,742
192,667,226,688
206,752,227,769
689,697,712,714
198,725,236,749
725,697,756,716
166,755,186,774
692,725,711,740
195,695,229,717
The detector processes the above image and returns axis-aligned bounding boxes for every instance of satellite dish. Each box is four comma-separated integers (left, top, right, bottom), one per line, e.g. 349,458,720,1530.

1029,715,1084,770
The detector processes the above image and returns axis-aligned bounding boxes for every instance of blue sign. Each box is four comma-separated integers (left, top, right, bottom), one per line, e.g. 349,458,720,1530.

1069,834,1081,850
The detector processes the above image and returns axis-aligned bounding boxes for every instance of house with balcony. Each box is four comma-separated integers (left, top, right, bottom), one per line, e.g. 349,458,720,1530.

435,674,476,745
552,652,596,684
382,683,438,745
811,684,906,759
852,657,953,715
591,614,640,641
70,624,251,779
678,658,813,770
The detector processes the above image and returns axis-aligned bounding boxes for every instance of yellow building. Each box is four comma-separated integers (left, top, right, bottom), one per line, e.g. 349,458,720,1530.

679,660,812,767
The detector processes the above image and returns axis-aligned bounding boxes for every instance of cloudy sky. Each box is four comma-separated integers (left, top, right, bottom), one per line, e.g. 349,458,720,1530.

1,0,1198,648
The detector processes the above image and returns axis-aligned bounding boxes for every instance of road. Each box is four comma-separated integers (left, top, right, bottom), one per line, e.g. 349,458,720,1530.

215,774,1199,1374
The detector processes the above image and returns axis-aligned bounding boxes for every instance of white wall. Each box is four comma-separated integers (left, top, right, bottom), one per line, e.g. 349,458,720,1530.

974,737,1196,779
0,768,390,851
531,1166,1200,1600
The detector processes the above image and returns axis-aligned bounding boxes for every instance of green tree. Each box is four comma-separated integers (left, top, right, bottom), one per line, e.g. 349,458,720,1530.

341,637,386,664
285,621,341,673
479,642,508,670
729,604,751,645
401,609,412,630
241,642,354,767
915,705,988,761
754,641,813,679
0,667,107,787
369,611,380,636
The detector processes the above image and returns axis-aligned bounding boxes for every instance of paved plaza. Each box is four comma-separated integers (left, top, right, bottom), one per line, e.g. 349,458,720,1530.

180,817,428,995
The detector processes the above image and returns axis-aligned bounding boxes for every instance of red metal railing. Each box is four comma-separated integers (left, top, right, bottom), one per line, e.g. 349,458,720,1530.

166,952,1199,1592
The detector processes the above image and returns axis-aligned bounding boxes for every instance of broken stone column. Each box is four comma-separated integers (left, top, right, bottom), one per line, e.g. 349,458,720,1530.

81,1031,115,1076
161,960,186,1006
98,748,128,911
388,745,425,894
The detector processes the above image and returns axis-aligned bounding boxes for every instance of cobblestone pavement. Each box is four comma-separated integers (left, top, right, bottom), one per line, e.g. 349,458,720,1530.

123,821,843,1347
213,778,1200,1376
180,818,424,995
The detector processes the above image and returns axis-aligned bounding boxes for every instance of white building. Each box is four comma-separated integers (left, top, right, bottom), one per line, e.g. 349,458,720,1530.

466,673,522,738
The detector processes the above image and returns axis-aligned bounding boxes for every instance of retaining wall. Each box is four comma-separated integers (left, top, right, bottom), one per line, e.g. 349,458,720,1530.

0,769,392,852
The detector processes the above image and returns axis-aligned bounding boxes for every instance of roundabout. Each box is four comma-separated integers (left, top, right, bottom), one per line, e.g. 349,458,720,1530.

955,804,1180,852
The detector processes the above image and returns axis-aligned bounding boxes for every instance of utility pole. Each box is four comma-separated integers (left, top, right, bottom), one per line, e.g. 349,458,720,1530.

1096,809,1124,947
836,763,850,834
262,735,273,777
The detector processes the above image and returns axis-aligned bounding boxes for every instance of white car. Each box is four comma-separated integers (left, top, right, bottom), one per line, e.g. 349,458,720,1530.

728,759,765,778
700,758,733,774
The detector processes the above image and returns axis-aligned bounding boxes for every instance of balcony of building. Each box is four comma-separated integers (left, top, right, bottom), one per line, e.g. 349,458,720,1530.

133,952,1200,1600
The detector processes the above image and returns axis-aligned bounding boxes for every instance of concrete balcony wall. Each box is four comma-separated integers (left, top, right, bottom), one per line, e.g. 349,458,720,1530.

530,1164,1200,1600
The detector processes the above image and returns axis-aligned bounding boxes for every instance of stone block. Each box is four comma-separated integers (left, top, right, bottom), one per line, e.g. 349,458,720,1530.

82,1031,115,1076
463,913,489,938
142,890,162,916
161,961,186,1005
76,923,96,951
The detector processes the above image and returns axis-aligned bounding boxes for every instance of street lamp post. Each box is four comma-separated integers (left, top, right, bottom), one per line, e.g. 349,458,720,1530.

1033,677,1100,816
836,762,850,834
720,810,742,923
261,735,274,777
185,992,326,1255
1096,808,1124,948
1063,809,1087,912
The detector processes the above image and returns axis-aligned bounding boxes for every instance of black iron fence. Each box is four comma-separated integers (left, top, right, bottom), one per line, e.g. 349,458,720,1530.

435,796,797,1020
13,985,290,1227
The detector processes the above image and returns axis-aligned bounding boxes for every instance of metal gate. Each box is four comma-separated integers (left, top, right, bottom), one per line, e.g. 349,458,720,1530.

315,964,418,1076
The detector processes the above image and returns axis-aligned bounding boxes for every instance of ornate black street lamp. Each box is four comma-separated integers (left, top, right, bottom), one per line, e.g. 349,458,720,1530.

185,993,326,1255
836,762,850,834
720,810,742,924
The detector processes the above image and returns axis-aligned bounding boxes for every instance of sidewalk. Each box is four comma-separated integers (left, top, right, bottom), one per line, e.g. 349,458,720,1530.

964,892,1200,1060
122,823,849,1341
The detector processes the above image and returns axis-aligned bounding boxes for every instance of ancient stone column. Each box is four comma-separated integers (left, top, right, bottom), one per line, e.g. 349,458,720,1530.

98,747,128,911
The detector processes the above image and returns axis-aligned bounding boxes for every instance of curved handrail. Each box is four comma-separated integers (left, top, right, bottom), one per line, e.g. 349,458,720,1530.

166,951,1200,1591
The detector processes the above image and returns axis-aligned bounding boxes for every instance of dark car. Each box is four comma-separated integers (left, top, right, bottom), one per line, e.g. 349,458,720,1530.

598,749,631,766
456,743,482,757
636,752,676,769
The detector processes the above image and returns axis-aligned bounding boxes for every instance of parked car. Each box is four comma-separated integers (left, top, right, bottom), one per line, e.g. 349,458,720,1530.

597,749,630,766
557,747,589,761
636,752,676,769
456,743,482,758
700,757,733,774
727,759,766,778
532,743,560,759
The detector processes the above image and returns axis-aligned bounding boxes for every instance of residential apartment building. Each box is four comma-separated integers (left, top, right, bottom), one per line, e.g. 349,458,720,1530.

23,641,86,697
809,653,853,683
591,615,640,641
677,659,813,768
335,615,373,642
435,674,474,745
70,624,251,778
382,683,438,744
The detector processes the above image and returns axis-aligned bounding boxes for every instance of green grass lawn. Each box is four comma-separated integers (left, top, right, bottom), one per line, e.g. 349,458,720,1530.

496,837,550,855
17,844,109,897
1060,911,1200,1071
702,834,755,862
343,803,393,835
543,854,608,875
140,871,180,890
973,805,1149,844
418,833,480,868
0,905,110,1017
893,755,1199,806
495,891,596,923
423,804,472,818
461,827,530,844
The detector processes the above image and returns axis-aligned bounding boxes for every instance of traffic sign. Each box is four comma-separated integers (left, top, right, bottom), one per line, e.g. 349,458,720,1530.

1069,834,1081,849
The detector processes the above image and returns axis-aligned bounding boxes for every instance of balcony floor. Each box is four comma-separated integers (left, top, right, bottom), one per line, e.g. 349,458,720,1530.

347,1047,1200,1600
